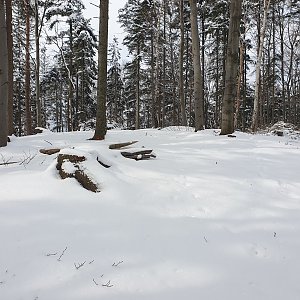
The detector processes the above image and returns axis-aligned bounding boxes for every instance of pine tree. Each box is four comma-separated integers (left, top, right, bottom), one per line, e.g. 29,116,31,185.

107,37,124,126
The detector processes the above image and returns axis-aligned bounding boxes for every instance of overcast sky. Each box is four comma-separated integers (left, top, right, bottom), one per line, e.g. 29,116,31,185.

83,0,129,60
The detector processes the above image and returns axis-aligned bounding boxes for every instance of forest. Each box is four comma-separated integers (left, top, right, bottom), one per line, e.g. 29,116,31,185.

0,0,299,146
1,1,300,298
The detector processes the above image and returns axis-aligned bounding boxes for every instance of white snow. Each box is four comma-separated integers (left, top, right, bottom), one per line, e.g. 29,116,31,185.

0,128,300,299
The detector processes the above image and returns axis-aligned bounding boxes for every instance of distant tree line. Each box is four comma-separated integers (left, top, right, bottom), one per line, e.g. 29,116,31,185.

0,0,299,147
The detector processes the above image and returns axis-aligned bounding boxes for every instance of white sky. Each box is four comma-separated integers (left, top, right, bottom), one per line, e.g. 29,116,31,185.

83,0,129,60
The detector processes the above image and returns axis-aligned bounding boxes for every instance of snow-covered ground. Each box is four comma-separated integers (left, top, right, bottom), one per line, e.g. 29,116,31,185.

0,128,300,300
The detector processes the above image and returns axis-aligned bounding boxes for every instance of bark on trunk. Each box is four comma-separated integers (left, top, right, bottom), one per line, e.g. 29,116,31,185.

220,0,242,135
35,0,42,127
92,0,108,140
251,0,271,132
5,0,13,135
179,0,187,126
0,0,8,147
25,0,32,135
189,0,204,131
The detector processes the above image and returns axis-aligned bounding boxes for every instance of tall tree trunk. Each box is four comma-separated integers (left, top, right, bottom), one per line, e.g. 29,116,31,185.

220,0,242,135
5,0,13,135
67,21,73,131
92,0,108,140
135,44,141,129
179,0,187,126
251,0,271,132
189,0,204,131
234,40,244,129
150,31,156,127
161,0,166,128
25,0,32,135
0,0,8,147
35,0,42,127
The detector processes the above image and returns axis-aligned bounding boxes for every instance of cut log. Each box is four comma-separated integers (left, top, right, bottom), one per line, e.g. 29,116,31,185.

40,148,61,155
56,154,86,170
109,141,138,150
74,170,99,193
121,149,156,160
56,153,99,192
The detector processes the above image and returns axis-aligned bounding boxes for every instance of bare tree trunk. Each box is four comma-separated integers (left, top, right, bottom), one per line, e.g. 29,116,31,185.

135,44,140,129
150,32,156,127
92,0,108,140
179,0,187,126
161,0,167,128
67,21,73,131
189,0,204,131
234,40,244,129
251,0,271,132
25,0,32,135
0,0,8,147
35,0,42,127
220,0,242,135
5,0,13,135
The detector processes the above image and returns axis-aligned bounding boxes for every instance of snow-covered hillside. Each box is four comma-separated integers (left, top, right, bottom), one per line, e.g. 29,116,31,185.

0,128,300,300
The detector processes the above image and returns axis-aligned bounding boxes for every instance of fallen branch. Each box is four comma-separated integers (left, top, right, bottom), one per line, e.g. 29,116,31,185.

97,157,111,168
109,141,138,150
0,161,19,166
0,154,17,166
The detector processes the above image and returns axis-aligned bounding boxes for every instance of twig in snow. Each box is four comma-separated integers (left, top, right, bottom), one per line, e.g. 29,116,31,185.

57,247,68,261
204,236,208,243
44,140,53,145
74,261,86,270
112,260,123,267
274,232,277,238
19,150,37,166
0,154,16,166
90,2,99,8
46,252,57,257
89,260,95,264
102,280,113,288
93,278,99,286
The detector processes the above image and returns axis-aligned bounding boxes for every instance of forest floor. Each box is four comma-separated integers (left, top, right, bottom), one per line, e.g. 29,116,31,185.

0,127,300,300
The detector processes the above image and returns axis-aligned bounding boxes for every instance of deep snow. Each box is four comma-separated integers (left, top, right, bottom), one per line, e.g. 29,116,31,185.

0,128,300,300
